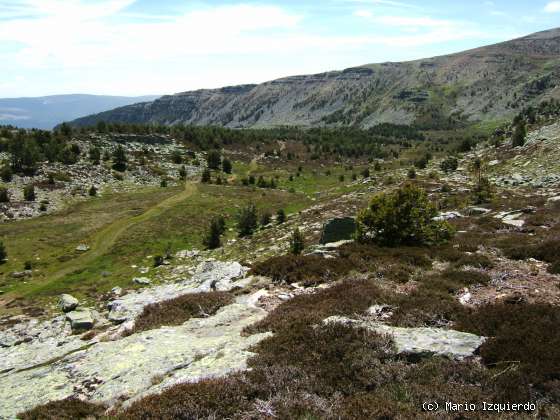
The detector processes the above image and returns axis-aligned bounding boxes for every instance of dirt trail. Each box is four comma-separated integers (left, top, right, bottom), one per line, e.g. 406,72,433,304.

47,181,198,283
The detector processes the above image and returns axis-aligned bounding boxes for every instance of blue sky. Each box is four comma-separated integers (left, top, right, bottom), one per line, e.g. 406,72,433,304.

0,0,559,97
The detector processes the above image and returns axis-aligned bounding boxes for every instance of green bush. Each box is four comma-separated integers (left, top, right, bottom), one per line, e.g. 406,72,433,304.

236,203,258,237
0,186,9,203
203,217,224,250
356,184,454,246
440,156,458,173
23,184,35,201
290,228,305,255
0,240,6,263
276,208,286,224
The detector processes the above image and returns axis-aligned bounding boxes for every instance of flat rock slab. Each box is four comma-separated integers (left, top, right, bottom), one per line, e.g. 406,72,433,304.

108,260,248,323
66,309,95,331
324,316,485,360
0,297,270,419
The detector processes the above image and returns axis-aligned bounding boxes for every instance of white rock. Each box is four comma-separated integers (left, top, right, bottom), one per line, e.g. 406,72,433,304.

133,277,151,285
58,294,79,313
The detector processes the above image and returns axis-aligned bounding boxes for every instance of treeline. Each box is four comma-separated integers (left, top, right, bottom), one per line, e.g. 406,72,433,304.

0,126,75,175
74,122,425,159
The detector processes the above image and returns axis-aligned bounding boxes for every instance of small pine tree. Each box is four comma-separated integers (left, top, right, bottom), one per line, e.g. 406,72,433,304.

374,162,382,172
237,203,258,237
203,217,223,250
361,168,370,178
260,211,272,227
0,240,6,263
179,166,187,180
112,145,127,172
201,169,211,183
407,168,417,179
512,120,527,147
0,187,9,203
23,184,35,201
89,185,97,196
89,147,101,165
0,165,13,182
290,228,305,255
222,158,232,174
276,208,286,224
160,178,168,188
339,174,345,182
47,174,55,185
206,150,222,170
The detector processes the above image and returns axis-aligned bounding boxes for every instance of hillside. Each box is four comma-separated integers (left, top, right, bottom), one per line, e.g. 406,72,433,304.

0,94,160,129
70,28,560,129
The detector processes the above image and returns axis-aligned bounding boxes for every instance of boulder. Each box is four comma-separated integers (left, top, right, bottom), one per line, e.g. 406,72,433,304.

75,244,90,252
319,217,356,244
59,294,79,313
10,270,32,279
324,316,485,360
133,277,151,285
466,206,491,216
66,309,95,331
433,211,462,221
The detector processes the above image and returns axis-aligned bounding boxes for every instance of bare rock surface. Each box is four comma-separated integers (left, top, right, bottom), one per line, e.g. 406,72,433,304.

324,316,485,360
0,259,267,419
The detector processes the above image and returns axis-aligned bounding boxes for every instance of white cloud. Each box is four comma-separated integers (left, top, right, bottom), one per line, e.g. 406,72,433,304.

544,1,560,12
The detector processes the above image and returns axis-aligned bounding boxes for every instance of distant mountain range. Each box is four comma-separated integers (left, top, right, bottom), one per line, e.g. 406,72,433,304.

70,28,560,130
0,94,160,129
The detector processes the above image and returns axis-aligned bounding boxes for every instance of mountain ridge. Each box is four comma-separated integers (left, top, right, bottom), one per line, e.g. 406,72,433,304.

69,28,560,129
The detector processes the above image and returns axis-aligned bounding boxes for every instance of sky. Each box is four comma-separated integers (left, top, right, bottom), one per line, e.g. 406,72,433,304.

0,0,559,97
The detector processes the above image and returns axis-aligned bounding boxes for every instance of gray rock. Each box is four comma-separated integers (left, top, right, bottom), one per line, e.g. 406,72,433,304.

10,270,32,279
133,277,151,285
466,206,491,216
109,260,248,324
76,244,90,252
59,294,79,313
324,316,485,360
320,217,356,244
66,309,95,331
433,211,462,221
111,287,123,297
0,294,270,419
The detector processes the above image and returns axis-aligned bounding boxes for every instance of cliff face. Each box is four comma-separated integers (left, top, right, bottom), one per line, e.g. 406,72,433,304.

70,28,560,129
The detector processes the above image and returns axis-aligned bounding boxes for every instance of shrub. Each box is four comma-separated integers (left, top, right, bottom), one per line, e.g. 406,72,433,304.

472,177,493,204
457,304,560,388
206,150,221,170
23,184,35,201
407,167,416,179
0,187,9,203
0,165,12,182
24,260,32,270
153,255,164,267
112,145,127,172
276,208,286,224
501,236,560,274
0,241,6,263
260,211,272,227
133,292,232,333
201,168,211,183
178,165,187,180
361,168,370,178
203,217,224,250
160,178,167,188
170,150,182,164
356,184,454,246
440,156,458,173
88,185,97,197
18,398,106,420
236,203,258,237
290,228,305,255
116,374,251,419
512,120,526,147
222,158,232,174
250,254,353,286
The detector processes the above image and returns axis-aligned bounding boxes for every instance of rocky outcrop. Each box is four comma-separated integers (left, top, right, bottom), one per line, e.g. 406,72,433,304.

59,294,79,313
0,260,268,419
0,296,270,419
324,316,485,360
108,260,248,324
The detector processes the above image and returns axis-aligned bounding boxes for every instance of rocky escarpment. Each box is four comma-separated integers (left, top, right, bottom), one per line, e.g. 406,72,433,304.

70,28,560,129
